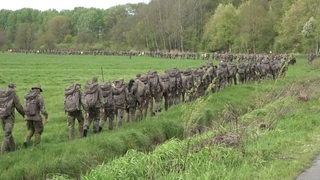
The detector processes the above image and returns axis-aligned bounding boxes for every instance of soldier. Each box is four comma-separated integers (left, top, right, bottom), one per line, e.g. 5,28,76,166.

260,57,272,80
195,68,206,97
174,68,183,104
99,82,115,131
237,62,246,84
166,69,177,108
192,68,202,99
64,83,85,140
0,83,25,154
112,78,128,128
83,77,104,136
147,70,162,116
181,69,194,102
216,61,229,90
159,73,170,111
227,62,237,85
23,84,49,146
126,79,137,122
135,75,150,120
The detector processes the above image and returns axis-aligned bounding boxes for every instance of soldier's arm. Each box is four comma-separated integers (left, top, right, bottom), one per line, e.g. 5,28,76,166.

38,96,48,119
79,91,86,111
13,93,25,117
98,86,104,105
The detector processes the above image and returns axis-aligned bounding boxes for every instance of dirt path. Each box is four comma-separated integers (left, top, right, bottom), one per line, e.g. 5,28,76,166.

296,155,320,180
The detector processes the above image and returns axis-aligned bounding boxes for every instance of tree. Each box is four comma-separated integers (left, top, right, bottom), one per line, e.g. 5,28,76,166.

235,0,274,53
0,28,8,50
202,3,238,52
14,23,37,50
275,0,320,53
47,16,71,43
38,31,56,49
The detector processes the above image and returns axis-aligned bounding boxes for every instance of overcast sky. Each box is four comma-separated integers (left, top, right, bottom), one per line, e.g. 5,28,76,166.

0,0,150,11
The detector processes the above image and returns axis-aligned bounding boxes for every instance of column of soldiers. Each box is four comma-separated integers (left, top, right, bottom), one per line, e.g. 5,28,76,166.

63,53,294,140
0,53,295,155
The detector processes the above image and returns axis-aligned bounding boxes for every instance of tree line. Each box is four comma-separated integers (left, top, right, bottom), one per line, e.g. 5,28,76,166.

0,0,319,54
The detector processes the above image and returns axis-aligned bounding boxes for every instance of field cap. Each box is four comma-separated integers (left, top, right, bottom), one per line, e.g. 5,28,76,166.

31,84,43,92
8,83,16,88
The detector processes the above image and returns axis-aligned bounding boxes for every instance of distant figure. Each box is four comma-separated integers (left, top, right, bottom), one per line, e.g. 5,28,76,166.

0,83,25,154
23,84,49,147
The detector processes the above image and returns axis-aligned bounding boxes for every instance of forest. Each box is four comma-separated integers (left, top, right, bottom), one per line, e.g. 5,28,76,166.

0,0,319,54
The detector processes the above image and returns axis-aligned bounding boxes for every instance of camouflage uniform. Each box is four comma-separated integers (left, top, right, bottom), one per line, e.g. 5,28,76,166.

24,85,48,146
159,73,170,111
166,69,177,108
227,62,237,85
126,79,137,122
148,70,162,116
174,69,183,104
216,61,229,90
65,83,85,140
237,62,246,84
99,82,115,131
113,79,128,128
0,84,24,154
135,75,150,120
195,68,206,98
83,77,104,135
181,69,194,102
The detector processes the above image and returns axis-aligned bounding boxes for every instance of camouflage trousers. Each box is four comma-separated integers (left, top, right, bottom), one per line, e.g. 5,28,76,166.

168,91,175,108
99,108,114,130
24,120,44,145
67,110,84,140
162,93,169,111
115,105,125,128
174,92,181,105
149,93,162,116
184,90,193,102
84,108,100,133
126,106,136,123
1,116,15,154
196,85,206,98
136,101,148,121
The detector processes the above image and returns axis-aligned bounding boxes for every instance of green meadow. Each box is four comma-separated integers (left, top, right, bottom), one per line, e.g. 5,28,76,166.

1,53,320,180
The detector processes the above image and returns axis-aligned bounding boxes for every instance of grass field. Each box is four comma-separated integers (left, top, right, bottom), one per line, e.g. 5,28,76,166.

1,53,320,179
0,52,206,179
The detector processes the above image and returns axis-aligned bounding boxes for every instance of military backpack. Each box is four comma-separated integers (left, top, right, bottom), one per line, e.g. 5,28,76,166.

160,74,170,94
182,70,193,90
100,83,114,108
0,89,14,118
113,80,126,106
84,82,99,109
64,84,81,112
24,90,39,116
148,71,161,95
